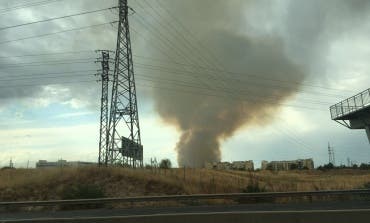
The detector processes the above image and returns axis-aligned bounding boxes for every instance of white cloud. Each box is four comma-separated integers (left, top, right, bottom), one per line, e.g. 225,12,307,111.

0,123,98,167
140,114,179,166
53,111,95,119
0,112,181,168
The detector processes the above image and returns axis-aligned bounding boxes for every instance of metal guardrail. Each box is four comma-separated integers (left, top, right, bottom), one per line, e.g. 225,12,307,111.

3,210,370,223
1,189,369,208
330,88,370,120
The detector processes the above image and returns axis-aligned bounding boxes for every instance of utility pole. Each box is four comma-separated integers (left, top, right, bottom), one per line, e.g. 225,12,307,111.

328,142,335,166
108,0,143,167
9,158,14,169
96,50,113,166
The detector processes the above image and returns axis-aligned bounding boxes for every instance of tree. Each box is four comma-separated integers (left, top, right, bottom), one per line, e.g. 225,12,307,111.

159,159,172,169
317,163,334,171
360,163,370,170
324,163,334,169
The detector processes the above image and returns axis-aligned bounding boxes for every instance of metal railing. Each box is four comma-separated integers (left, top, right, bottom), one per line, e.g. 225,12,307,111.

330,88,370,120
1,189,369,208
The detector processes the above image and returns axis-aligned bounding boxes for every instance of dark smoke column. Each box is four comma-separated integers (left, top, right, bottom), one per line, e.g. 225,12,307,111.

176,127,221,167
149,0,306,168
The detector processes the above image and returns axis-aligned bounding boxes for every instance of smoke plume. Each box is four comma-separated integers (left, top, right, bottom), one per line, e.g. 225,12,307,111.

144,0,306,167
142,0,370,167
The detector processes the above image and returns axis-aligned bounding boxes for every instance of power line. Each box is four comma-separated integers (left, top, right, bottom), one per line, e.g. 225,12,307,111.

139,81,319,154
0,49,356,95
0,73,93,82
0,79,95,88
141,0,216,69
0,57,343,103
132,7,199,68
0,58,94,66
0,61,93,69
0,74,94,82
149,0,324,132
0,54,345,102
0,69,96,79
156,0,222,70
0,72,326,111
0,58,334,106
133,74,331,106
0,21,117,45
146,2,234,97
133,55,355,94
132,8,266,113
130,13,350,113
0,68,332,107
261,118,316,155
133,0,220,95
130,1,345,100
0,48,355,97
135,82,326,111
135,0,210,68
0,50,94,59
0,0,64,15
0,3,346,113
133,63,346,99
0,7,117,31
132,0,222,98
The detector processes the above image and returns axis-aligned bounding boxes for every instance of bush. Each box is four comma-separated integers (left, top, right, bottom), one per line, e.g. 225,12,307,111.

58,183,105,210
238,174,270,204
363,182,370,189
360,163,370,170
60,184,104,200
159,159,172,169
243,181,266,193
317,163,334,171
243,173,266,193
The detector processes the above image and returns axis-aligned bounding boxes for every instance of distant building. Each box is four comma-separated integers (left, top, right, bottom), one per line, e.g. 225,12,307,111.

232,161,254,171
205,160,254,171
261,160,269,170
36,160,96,168
261,159,314,171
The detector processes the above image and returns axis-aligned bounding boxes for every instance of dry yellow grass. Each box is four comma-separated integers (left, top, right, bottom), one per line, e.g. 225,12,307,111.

1,167,370,202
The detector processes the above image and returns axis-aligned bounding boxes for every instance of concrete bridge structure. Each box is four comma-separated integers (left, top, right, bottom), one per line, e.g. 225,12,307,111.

330,88,370,143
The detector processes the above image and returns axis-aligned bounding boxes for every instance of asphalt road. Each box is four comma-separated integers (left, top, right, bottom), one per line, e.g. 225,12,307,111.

2,200,370,221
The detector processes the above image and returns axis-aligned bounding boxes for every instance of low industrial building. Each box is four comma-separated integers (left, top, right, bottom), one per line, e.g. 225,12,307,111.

261,158,314,171
205,160,254,171
36,160,96,168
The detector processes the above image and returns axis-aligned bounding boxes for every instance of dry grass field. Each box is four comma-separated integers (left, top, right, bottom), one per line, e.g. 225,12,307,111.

1,167,370,202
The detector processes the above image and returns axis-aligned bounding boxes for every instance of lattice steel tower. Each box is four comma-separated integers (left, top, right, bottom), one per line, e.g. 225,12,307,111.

328,142,335,166
108,0,143,167
96,50,112,166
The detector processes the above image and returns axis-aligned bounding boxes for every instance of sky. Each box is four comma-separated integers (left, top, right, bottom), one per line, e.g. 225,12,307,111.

0,0,370,168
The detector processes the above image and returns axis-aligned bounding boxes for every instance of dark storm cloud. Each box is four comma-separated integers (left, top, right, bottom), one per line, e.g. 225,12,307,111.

0,0,117,106
282,0,370,73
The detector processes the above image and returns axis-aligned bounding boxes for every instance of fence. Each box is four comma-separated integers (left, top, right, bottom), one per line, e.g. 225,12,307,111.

1,189,369,208
330,88,370,120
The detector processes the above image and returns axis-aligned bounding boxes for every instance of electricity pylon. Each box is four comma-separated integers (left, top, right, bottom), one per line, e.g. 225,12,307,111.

328,142,335,166
96,50,112,166
107,0,143,167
